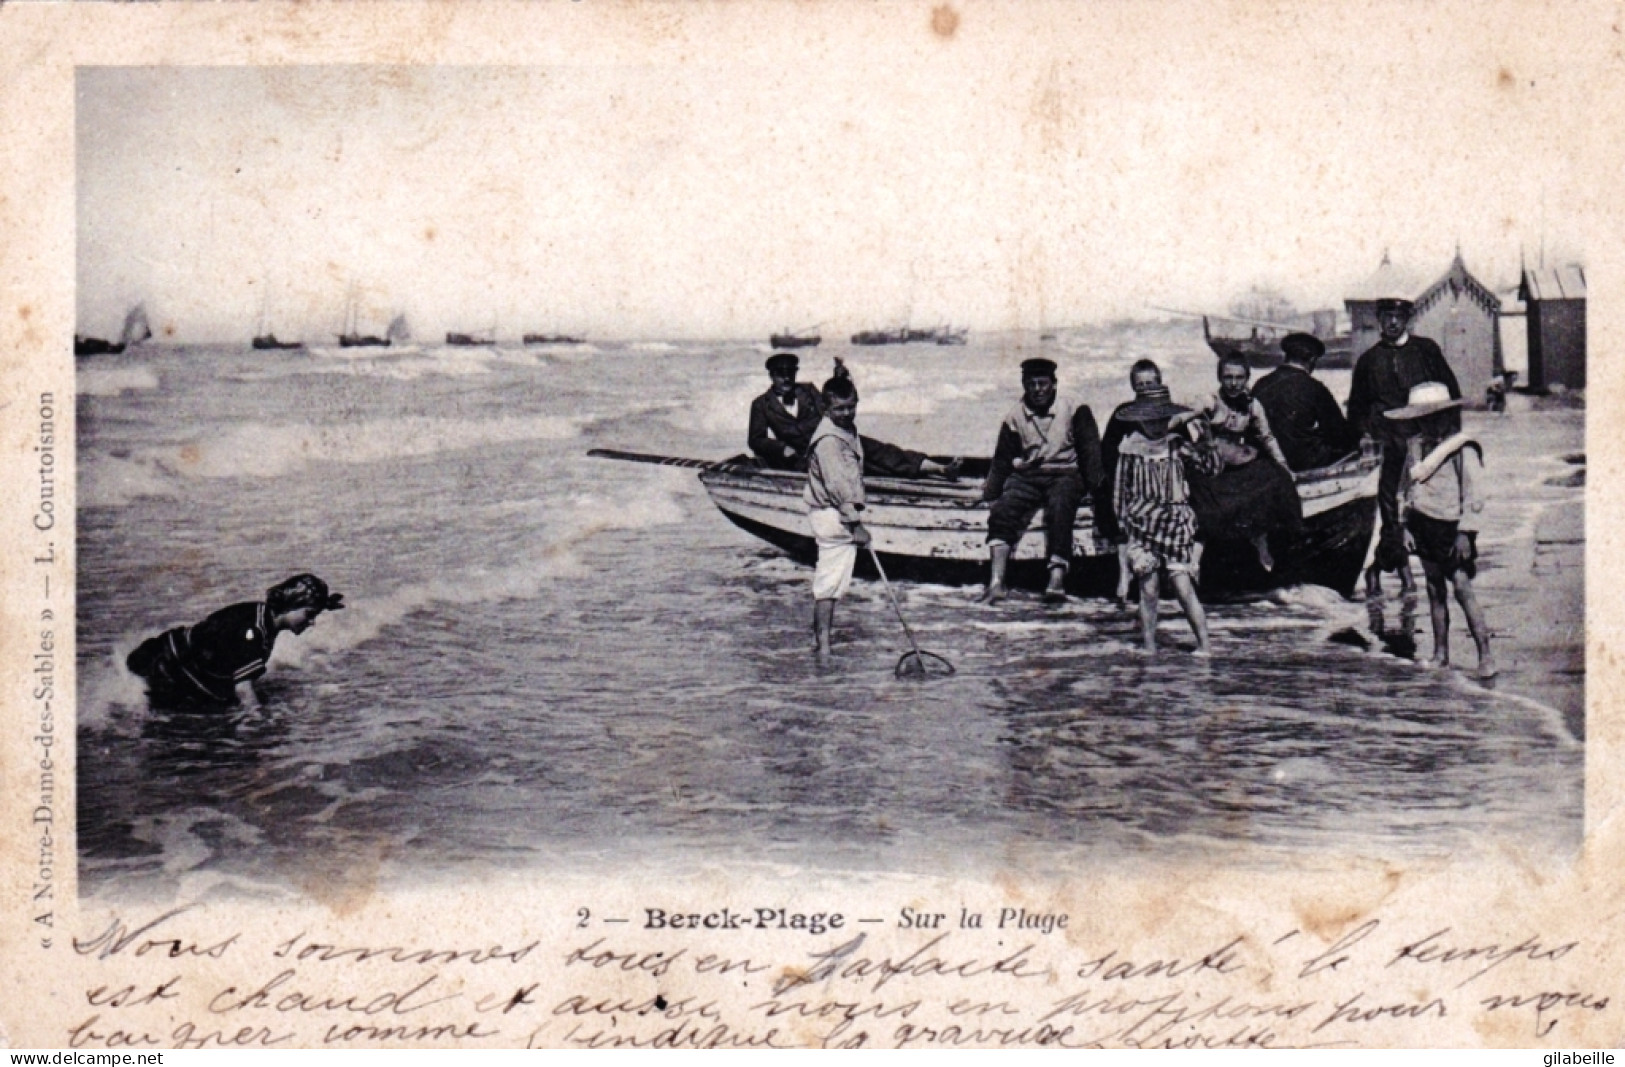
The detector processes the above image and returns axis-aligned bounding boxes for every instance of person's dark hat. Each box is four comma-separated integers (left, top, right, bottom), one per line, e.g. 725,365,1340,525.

1118,384,1190,423
1020,358,1058,380
1280,332,1326,362
765,352,799,374
1375,296,1415,313
266,573,345,615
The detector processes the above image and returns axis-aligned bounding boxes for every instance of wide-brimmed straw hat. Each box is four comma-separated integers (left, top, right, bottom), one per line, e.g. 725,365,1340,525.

1119,384,1190,423
1383,381,1463,420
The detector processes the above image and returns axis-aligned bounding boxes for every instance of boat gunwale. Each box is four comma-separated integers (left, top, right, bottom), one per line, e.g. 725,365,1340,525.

699,452,1380,507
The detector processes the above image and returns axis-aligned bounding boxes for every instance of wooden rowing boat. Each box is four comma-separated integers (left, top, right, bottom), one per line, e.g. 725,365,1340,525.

589,447,1382,598
1202,315,1354,371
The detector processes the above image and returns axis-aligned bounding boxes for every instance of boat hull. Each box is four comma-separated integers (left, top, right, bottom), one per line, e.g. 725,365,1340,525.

252,335,304,350
850,330,907,345
770,334,822,348
698,453,1379,598
74,337,123,357
1205,335,1354,371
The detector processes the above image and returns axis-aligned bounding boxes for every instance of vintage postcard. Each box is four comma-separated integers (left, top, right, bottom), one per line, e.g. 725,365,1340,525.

1,0,1620,1049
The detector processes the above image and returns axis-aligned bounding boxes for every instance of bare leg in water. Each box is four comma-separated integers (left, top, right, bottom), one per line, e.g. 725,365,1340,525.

1171,572,1211,656
1137,570,1160,653
1423,569,1451,668
1453,572,1496,678
813,599,836,656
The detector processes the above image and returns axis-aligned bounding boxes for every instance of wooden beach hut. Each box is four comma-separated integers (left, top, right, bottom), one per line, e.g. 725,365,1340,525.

1343,252,1424,367
1411,250,1502,406
1496,282,1528,385
1519,264,1586,391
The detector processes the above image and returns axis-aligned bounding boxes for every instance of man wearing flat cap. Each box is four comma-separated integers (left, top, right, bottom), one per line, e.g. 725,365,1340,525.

1252,332,1358,472
1346,296,1461,578
126,573,346,709
749,354,958,480
981,357,1104,603
749,352,827,470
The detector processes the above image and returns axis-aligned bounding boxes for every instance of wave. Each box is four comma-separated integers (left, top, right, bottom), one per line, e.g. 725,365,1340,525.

688,379,778,435
629,341,682,353
102,809,304,904
307,343,424,360
1269,582,1363,614
527,342,600,360
80,364,160,396
148,414,586,480
78,479,688,726
684,362,999,433
79,453,181,507
78,642,154,732
246,347,509,382
279,482,688,663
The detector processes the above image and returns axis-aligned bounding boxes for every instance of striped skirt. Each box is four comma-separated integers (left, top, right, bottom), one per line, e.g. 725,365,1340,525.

1115,451,1200,574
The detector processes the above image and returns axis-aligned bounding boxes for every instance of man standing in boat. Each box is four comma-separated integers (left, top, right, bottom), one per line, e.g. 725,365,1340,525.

1346,296,1461,589
1252,332,1359,472
980,358,1104,604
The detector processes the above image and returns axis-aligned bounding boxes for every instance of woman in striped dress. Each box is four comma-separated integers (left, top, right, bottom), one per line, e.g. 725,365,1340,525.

1114,386,1222,656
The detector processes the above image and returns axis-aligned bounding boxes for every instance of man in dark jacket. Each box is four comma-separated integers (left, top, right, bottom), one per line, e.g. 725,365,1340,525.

126,574,345,709
748,354,960,480
981,358,1104,604
1253,332,1359,472
748,352,826,469
1346,297,1461,580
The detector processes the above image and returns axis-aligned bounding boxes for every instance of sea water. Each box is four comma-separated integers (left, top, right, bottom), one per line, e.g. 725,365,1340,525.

75,325,1584,900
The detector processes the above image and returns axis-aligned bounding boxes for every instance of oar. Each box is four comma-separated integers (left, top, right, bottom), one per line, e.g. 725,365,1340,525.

867,545,955,678
586,448,788,477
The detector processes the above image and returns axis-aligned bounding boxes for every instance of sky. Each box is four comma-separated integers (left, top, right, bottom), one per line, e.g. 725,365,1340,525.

75,5,1594,343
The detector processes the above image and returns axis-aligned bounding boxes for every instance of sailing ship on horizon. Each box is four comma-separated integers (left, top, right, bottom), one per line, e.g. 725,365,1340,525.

770,324,822,349
850,324,966,346
75,305,152,357
446,327,497,347
336,285,408,348
252,291,304,350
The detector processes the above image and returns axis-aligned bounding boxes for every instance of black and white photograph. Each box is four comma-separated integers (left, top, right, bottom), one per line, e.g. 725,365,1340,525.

3,0,1618,1049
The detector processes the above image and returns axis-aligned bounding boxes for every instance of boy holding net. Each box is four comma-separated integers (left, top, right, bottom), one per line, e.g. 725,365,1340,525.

1383,382,1496,679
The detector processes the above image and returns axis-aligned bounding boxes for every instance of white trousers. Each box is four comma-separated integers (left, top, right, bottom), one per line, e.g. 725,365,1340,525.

808,507,857,601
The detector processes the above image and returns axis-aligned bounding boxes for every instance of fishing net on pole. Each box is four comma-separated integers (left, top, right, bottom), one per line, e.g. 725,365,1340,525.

894,648,956,679
867,548,956,679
